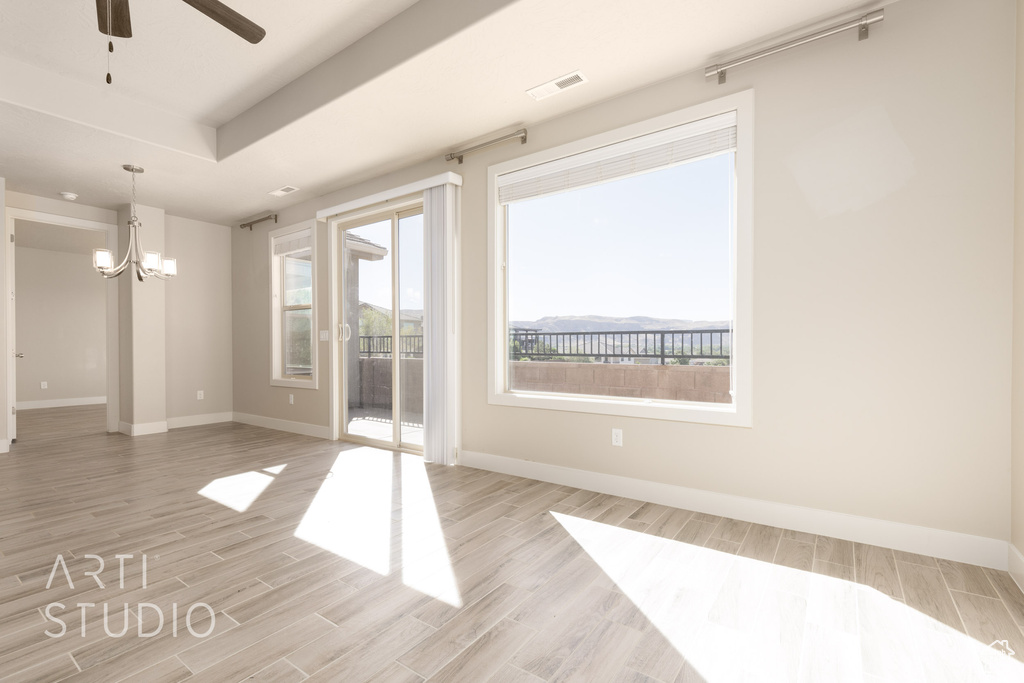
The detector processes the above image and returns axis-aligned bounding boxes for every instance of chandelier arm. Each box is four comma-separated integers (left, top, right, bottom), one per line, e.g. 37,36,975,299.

128,219,152,280
100,241,133,277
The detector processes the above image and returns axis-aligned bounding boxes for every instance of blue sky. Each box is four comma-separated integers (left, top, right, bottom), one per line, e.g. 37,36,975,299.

349,213,423,311
508,152,734,322
350,153,734,323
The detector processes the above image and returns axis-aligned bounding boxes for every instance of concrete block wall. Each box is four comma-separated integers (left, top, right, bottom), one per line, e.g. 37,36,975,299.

510,361,732,404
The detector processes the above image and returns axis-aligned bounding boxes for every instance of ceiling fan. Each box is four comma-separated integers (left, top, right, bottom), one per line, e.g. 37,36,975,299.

96,0,265,83
96,0,266,44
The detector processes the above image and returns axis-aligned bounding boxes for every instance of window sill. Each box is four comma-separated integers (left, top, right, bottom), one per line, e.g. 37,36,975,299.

487,389,751,428
271,377,318,390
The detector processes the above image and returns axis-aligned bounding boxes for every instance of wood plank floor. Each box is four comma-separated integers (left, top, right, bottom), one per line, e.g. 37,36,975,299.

2,405,1024,681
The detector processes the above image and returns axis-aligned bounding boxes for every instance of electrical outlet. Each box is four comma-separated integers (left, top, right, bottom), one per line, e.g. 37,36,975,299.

40,381,47,390
289,394,294,405
196,390,204,400
611,428,623,447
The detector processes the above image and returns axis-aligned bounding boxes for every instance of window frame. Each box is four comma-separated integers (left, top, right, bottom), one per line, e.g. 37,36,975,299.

486,90,753,427
270,221,318,389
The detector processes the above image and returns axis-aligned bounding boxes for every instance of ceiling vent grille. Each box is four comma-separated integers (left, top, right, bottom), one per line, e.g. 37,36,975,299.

527,70,588,101
269,185,300,197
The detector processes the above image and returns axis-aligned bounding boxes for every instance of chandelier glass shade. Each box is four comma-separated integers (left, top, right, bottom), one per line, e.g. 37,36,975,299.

93,165,177,281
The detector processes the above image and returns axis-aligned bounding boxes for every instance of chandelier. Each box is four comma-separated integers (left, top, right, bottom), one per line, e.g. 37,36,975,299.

93,165,177,281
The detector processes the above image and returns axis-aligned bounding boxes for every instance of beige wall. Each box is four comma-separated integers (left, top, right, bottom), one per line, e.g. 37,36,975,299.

232,220,330,424
15,246,105,403
165,215,233,420
233,0,1015,540
1012,0,1024,554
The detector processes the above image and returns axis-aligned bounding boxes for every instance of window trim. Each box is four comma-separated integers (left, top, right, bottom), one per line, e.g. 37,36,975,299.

270,221,318,389
486,90,753,427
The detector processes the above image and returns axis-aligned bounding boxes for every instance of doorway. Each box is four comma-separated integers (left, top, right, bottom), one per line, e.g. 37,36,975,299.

5,209,118,441
339,208,424,450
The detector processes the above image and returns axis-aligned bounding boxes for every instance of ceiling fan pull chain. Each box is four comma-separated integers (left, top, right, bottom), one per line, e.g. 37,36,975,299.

106,0,112,84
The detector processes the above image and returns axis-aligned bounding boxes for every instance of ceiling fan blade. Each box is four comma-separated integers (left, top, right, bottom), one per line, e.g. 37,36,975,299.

179,0,266,44
96,0,132,38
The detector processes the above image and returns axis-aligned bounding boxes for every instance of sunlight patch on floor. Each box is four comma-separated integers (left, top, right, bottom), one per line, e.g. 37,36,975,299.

400,453,462,607
263,464,287,474
553,512,1023,682
197,471,274,512
294,447,393,575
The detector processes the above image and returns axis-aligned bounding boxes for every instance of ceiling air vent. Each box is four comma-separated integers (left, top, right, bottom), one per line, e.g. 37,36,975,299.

269,185,300,198
527,70,588,101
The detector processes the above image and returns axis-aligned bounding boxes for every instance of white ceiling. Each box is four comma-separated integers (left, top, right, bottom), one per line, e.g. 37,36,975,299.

0,0,888,226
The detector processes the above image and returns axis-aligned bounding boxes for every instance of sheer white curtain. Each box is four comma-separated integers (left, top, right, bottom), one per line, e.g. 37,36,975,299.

423,183,460,465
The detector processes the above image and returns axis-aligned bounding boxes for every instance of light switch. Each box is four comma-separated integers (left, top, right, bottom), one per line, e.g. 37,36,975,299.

40,381,47,390
319,330,329,342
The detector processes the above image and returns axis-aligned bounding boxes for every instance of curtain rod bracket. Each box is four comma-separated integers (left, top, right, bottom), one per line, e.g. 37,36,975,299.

239,214,278,231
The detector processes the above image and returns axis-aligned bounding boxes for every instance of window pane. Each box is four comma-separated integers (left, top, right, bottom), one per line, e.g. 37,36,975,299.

506,153,734,404
345,220,394,441
284,309,312,376
284,249,312,306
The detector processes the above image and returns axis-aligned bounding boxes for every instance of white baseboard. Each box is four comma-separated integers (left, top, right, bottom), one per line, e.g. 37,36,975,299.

17,396,105,410
461,450,1009,571
232,412,330,440
167,412,234,430
118,421,168,437
1010,544,1024,593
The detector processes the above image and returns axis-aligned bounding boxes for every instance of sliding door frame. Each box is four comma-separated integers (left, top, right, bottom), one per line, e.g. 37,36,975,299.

330,199,423,452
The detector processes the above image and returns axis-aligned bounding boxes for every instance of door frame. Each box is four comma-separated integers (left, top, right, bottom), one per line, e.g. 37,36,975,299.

5,209,120,438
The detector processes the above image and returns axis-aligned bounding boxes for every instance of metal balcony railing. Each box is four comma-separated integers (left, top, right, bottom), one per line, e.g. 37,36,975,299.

359,335,424,357
358,329,731,364
509,329,730,363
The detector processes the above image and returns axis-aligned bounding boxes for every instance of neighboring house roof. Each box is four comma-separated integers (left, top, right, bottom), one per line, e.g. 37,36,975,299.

346,234,388,260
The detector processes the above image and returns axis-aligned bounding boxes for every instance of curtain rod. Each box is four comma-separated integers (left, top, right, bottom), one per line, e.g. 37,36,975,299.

445,129,527,164
239,214,277,230
705,9,884,84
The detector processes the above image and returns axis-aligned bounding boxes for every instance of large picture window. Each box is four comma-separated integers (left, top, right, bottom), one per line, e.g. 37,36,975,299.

488,93,752,426
271,223,317,387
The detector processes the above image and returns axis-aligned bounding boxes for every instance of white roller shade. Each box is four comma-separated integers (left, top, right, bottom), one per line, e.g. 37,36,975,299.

497,111,736,205
273,228,312,255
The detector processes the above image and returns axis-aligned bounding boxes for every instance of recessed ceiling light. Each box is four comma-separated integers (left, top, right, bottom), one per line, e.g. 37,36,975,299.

269,185,300,198
527,70,588,101
59,191,78,201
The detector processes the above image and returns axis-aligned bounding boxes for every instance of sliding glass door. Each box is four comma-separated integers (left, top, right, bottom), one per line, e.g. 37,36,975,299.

341,209,424,449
